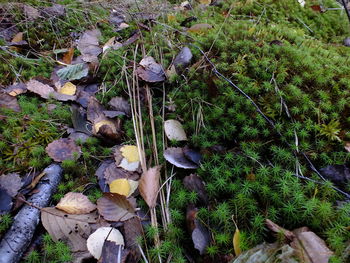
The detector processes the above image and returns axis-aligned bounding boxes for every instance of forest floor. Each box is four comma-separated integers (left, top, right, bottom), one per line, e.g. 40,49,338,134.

1,0,350,262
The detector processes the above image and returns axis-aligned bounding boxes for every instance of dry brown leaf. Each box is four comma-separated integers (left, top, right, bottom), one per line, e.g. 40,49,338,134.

104,162,139,185
97,193,135,222
164,119,187,141
62,47,74,64
77,29,102,63
0,92,21,112
139,166,161,208
183,174,208,205
23,5,40,20
56,192,97,214
136,56,165,83
41,207,98,252
122,217,142,262
108,97,131,116
26,79,55,99
11,32,23,43
46,138,81,162
0,173,22,197
4,83,27,96
187,23,213,33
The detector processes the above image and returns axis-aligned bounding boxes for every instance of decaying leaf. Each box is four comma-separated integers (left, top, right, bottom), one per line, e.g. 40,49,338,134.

4,83,27,96
183,146,202,165
77,29,102,63
57,63,89,81
0,173,22,197
164,119,187,141
104,162,139,184
97,193,135,222
109,179,131,196
26,79,55,99
136,56,166,82
122,217,142,262
41,4,66,17
101,241,129,263
41,207,98,252
108,97,131,116
87,227,124,260
183,174,208,205
0,92,21,112
0,187,13,215
56,192,96,214
114,145,141,172
187,23,213,33
95,159,113,192
233,227,241,257
46,138,81,162
59,82,76,95
62,47,74,64
173,46,193,72
164,147,199,169
139,166,161,208
291,227,333,263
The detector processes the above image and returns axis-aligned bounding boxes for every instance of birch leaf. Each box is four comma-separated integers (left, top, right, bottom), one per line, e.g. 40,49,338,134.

59,82,76,95
109,179,130,196
57,63,89,81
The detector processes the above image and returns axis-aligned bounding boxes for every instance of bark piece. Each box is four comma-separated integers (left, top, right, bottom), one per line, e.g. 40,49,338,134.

0,164,63,263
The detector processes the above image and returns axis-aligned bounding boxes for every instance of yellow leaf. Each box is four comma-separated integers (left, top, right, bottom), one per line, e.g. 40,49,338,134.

11,32,23,43
128,180,139,197
59,82,76,95
120,145,139,163
199,0,211,4
94,120,116,134
187,24,213,33
233,228,241,256
167,14,176,22
109,179,131,196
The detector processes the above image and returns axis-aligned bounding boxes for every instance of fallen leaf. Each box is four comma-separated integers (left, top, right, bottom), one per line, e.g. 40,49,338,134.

233,227,241,256
108,97,131,116
23,5,40,20
101,241,130,263
183,146,202,165
187,23,213,33
199,0,211,4
164,119,187,141
121,145,139,163
46,138,81,162
173,46,193,72
41,207,98,252
109,179,131,196
56,192,97,214
59,82,76,95
68,132,91,143
41,4,66,17
345,142,350,152
62,47,74,64
114,146,141,172
183,174,208,205
122,217,143,262
26,79,55,99
139,166,161,208
103,110,125,118
0,173,22,197
57,63,89,81
11,32,23,43
136,56,166,83
97,193,135,222
4,83,27,96
94,120,117,134
103,37,122,53
0,92,21,112
104,162,139,184
87,227,124,260
319,164,350,190
164,147,199,169
77,29,102,63
71,105,93,135
96,159,113,192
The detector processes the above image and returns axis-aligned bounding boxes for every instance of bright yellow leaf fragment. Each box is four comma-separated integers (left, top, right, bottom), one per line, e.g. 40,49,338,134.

109,179,131,196
199,0,211,4
120,145,139,163
59,82,76,95
233,227,242,256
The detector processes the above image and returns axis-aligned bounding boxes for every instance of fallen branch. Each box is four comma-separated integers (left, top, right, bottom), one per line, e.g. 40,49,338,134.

0,164,63,263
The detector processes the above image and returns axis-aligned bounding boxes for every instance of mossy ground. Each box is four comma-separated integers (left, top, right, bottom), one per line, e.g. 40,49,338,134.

1,0,350,262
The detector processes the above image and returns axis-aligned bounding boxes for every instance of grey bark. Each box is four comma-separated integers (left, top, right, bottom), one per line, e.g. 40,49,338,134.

0,164,63,263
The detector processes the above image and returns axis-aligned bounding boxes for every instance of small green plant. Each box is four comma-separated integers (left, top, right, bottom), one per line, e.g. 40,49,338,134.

320,119,341,142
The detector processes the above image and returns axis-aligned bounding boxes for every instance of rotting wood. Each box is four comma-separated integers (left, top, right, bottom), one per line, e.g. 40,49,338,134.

0,164,63,263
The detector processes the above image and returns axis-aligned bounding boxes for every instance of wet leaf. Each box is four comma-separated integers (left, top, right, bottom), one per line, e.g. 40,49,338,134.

164,120,187,141
0,173,22,197
187,23,213,33
183,174,208,205
59,82,76,95
46,138,81,162
62,47,74,64
233,227,241,256
41,207,98,252
139,166,161,208
164,147,199,169
108,97,131,116
0,92,21,112
97,193,135,222
136,56,166,82
77,29,102,62
11,32,23,43
183,146,202,165
87,227,124,260
56,192,97,214
71,105,93,135
57,63,89,81
109,179,131,196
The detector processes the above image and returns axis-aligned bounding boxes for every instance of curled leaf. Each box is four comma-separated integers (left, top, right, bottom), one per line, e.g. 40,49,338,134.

139,166,161,208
